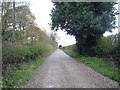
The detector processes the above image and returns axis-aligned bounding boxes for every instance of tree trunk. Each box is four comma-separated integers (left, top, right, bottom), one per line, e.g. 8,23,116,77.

12,1,16,41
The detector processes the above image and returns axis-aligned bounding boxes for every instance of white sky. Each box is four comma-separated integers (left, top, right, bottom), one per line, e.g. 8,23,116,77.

16,0,118,46
28,0,76,46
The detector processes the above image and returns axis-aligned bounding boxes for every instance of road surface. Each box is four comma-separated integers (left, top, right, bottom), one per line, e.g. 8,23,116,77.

23,49,119,88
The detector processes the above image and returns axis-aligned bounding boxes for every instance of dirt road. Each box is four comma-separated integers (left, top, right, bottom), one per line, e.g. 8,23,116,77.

23,49,119,88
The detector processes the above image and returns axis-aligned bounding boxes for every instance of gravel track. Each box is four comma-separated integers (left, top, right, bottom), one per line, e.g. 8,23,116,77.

23,49,119,88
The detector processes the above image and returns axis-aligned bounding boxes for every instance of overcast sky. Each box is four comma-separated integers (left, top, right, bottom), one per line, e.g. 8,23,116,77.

28,0,77,46
20,0,118,46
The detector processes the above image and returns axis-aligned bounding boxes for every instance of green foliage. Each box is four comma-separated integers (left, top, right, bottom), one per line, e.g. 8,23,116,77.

3,56,44,88
2,2,58,88
1,2,35,41
51,2,117,55
3,42,29,63
63,45,120,85
2,41,55,88
2,1,58,69
2,41,54,69
93,35,118,56
78,56,120,84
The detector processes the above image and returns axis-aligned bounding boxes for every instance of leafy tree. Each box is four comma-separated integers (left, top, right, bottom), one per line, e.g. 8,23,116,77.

50,31,60,42
1,2,13,41
15,4,36,31
25,25,47,43
1,2,36,42
50,2,117,55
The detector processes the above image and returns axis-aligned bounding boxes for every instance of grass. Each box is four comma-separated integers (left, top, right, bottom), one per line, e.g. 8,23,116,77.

2,49,55,88
63,47,120,85
4,58,44,88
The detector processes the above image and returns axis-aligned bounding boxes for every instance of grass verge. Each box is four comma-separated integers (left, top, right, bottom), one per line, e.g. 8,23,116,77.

63,48,120,85
3,49,55,88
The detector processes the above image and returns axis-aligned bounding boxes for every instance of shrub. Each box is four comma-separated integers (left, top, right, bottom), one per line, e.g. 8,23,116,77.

3,41,54,64
93,35,118,56
2,41,55,76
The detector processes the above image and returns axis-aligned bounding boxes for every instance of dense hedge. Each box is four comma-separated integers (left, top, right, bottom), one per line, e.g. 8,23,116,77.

92,34,119,65
93,35,118,56
3,41,54,63
63,34,119,65
2,41,55,75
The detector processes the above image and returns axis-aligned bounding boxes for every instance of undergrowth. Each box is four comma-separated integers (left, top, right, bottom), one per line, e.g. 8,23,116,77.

2,41,55,88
